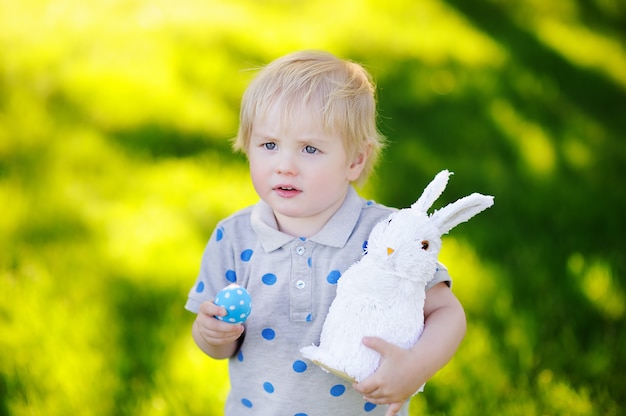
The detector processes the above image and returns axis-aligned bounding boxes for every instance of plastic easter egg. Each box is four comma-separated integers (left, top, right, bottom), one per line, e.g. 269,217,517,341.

214,284,252,324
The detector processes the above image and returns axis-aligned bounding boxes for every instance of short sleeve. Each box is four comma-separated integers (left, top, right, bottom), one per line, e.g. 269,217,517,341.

185,223,236,313
425,261,452,291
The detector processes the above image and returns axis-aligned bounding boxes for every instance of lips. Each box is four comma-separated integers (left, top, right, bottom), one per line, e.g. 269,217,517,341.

273,185,302,198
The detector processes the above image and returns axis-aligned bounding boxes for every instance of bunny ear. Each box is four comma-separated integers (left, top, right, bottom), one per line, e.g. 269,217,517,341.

431,193,494,235
411,170,452,213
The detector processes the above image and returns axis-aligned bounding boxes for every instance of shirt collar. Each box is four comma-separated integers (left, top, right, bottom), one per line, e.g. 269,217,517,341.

250,186,363,252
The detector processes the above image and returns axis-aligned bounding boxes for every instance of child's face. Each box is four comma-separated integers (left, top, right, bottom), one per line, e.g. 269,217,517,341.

247,102,367,237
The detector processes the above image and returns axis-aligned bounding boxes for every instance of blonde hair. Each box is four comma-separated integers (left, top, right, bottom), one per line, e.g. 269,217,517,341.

233,50,385,185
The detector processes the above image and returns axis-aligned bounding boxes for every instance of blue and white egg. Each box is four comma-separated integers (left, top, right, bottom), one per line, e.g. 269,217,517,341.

214,284,252,324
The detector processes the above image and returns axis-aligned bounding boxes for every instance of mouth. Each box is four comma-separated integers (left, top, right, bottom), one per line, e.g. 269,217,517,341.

273,185,302,197
274,185,299,191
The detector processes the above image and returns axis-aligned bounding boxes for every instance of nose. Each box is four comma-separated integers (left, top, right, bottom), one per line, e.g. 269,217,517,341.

275,150,297,175
387,247,395,256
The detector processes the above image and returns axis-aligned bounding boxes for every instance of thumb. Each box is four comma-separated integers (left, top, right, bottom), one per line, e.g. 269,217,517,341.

362,336,395,356
200,300,226,317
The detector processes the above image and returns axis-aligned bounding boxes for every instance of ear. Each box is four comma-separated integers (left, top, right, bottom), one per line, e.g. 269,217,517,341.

411,170,452,213
431,193,494,235
347,144,371,182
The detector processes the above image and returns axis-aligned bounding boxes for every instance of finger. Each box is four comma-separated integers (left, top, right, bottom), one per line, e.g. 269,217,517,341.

199,300,226,317
385,402,403,416
196,313,244,338
197,321,244,345
353,378,379,396
200,322,243,338
362,336,393,355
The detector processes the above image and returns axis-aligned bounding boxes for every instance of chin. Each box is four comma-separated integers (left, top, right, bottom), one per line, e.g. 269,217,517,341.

273,206,308,219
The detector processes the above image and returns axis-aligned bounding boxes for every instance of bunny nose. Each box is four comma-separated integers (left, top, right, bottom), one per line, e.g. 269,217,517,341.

387,247,395,256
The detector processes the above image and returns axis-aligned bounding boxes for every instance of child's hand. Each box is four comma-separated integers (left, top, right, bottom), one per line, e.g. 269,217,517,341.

353,336,423,416
194,301,245,348
354,283,467,415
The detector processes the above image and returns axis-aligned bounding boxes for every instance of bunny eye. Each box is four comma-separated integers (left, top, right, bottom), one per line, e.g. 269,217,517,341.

421,240,429,250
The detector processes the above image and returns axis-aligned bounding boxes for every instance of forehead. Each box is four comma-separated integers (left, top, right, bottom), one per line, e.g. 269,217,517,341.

252,99,337,139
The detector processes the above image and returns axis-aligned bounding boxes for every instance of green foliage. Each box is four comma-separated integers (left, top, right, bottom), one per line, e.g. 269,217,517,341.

1,0,624,414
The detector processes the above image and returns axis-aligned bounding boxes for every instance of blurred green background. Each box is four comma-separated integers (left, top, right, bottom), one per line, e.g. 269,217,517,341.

1,0,624,414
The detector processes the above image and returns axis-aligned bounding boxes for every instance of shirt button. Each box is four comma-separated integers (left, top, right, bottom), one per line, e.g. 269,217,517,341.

296,280,306,289
296,246,306,255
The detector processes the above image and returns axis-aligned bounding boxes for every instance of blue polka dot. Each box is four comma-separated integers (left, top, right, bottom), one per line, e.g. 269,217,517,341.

362,240,368,252
237,350,244,362
366,200,374,205
330,384,346,397
225,270,237,283
195,281,205,293
241,249,253,261
299,236,306,241
263,381,275,393
262,273,277,285
216,227,224,241
306,313,312,322
326,270,341,284
241,398,253,408
262,328,276,340
364,402,377,412
307,257,312,268
294,413,308,416
292,360,307,373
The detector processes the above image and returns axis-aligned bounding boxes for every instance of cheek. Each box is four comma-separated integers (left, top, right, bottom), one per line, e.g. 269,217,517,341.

248,158,265,183
248,150,267,171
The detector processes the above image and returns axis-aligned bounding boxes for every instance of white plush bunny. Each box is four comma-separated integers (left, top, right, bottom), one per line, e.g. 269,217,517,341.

300,170,494,386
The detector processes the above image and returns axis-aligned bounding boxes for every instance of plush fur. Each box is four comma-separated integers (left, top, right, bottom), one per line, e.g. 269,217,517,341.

300,170,494,386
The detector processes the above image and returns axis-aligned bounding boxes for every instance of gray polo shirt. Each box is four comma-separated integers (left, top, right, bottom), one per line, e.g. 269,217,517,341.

186,187,451,416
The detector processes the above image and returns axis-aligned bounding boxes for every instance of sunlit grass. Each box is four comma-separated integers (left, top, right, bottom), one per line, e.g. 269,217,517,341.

536,369,595,416
436,239,598,415
138,334,230,415
490,99,556,177
502,0,626,89
0,247,117,415
569,253,624,320
434,239,513,408
0,99,254,413
99,155,257,286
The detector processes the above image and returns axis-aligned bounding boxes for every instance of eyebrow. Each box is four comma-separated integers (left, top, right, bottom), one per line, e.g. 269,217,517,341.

251,131,330,145
250,131,278,141
296,137,330,146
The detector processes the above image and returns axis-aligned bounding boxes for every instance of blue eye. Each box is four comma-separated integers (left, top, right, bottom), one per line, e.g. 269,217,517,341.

304,145,318,154
263,142,276,150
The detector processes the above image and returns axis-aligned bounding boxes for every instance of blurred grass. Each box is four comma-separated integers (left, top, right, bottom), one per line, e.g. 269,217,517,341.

1,0,624,415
